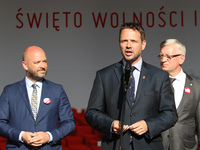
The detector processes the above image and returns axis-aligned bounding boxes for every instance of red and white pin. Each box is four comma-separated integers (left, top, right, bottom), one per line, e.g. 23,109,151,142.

184,87,191,94
43,98,51,104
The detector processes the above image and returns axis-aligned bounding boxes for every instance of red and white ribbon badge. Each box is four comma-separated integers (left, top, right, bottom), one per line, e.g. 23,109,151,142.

43,98,51,104
184,87,191,94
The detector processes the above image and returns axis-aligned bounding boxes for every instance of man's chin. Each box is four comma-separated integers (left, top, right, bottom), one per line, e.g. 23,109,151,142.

161,67,168,71
38,75,46,79
35,74,46,81
39,72,47,77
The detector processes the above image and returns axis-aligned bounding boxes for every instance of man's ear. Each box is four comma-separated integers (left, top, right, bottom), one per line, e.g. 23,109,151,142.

22,61,28,71
179,55,185,65
142,40,146,51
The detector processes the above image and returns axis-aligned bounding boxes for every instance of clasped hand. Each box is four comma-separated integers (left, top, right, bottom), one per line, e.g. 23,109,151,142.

112,120,148,135
22,131,50,147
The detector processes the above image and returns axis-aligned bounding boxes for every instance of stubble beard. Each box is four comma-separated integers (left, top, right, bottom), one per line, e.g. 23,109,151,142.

28,69,47,81
124,53,141,65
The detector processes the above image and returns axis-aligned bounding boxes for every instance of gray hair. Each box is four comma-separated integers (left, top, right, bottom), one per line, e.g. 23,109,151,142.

160,39,186,56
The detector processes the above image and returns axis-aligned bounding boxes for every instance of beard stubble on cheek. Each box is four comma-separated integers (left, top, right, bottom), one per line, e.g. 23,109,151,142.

37,68,47,77
28,68,47,81
124,53,141,64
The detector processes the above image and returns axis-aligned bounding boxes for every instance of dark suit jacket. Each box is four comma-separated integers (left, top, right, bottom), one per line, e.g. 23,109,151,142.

85,60,178,150
0,79,75,150
162,73,200,150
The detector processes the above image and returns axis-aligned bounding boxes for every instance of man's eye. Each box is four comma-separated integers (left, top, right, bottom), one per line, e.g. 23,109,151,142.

166,55,171,59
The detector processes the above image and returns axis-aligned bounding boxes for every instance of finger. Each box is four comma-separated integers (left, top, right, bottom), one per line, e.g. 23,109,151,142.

129,124,139,130
30,136,42,143
30,143,42,147
134,128,144,135
123,125,129,132
130,123,140,129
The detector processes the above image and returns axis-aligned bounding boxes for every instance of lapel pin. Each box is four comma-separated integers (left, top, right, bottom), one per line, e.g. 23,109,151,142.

184,87,191,94
143,76,145,79
43,98,51,104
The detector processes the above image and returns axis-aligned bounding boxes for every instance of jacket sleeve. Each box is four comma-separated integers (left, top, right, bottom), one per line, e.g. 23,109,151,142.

85,71,114,138
0,86,21,144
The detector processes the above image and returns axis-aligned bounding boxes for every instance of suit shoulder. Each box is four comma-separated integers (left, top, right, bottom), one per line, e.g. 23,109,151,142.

185,72,200,86
97,61,122,74
144,62,168,75
3,80,24,89
99,62,119,71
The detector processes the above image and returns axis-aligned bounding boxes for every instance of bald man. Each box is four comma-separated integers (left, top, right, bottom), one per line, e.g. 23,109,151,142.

0,46,75,150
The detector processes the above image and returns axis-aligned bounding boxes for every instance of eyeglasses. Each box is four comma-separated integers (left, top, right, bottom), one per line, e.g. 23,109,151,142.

158,54,182,60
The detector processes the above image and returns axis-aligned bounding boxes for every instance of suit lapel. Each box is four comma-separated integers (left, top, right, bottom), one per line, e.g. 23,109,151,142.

177,74,193,113
37,79,48,121
18,79,34,119
114,61,123,84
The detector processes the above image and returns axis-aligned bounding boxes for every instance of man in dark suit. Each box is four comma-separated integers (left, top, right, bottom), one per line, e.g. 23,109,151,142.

0,46,75,149
159,39,200,150
85,22,178,150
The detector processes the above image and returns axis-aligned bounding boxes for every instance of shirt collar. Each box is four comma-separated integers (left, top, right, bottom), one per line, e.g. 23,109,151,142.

25,76,43,88
170,69,185,82
123,58,142,72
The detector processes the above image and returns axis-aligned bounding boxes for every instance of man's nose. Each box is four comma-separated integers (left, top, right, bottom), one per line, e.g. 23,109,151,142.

40,62,46,68
126,41,131,48
161,56,168,62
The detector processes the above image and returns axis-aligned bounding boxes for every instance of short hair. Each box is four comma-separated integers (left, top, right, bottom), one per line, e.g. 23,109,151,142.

119,22,145,42
160,39,186,56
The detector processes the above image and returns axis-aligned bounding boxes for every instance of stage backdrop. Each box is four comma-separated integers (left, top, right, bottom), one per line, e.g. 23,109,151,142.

0,0,200,111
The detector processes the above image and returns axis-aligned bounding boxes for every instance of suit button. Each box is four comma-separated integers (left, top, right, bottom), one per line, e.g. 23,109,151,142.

130,113,134,116
35,123,38,126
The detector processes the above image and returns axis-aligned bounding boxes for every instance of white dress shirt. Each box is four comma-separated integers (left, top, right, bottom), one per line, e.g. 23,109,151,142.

170,69,186,108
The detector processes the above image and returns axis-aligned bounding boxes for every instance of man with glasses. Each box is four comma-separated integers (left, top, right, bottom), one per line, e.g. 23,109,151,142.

159,39,200,150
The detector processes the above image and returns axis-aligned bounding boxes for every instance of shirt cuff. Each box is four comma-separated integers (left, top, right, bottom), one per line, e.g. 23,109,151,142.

46,131,53,143
19,131,25,142
110,121,115,133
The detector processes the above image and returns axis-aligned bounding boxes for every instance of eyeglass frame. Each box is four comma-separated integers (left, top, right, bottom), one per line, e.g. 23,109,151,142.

158,54,182,60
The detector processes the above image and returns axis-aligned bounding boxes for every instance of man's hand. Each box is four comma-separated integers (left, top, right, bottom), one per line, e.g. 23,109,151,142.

129,120,148,135
112,120,129,135
22,131,50,147
22,132,35,145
